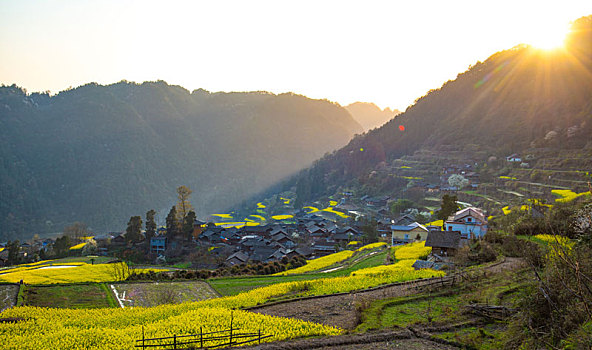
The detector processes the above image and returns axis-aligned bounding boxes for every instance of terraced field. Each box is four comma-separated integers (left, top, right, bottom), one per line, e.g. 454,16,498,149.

111,281,220,307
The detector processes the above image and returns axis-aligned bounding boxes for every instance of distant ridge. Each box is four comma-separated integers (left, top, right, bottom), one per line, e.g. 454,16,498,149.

345,102,400,131
0,82,362,239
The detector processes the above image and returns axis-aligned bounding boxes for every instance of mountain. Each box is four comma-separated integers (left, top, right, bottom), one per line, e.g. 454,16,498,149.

0,82,362,240
345,102,400,131
290,15,592,204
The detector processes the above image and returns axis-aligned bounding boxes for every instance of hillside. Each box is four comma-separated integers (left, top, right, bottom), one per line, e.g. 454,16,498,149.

345,102,400,131
290,15,592,205
0,82,362,239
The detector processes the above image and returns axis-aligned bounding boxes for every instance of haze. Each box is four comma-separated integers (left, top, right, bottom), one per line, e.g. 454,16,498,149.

1,0,591,110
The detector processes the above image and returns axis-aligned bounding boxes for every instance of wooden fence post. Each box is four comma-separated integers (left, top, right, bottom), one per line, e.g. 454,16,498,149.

173,334,176,350
258,327,261,344
229,311,234,345
200,326,203,348
142,326,145,350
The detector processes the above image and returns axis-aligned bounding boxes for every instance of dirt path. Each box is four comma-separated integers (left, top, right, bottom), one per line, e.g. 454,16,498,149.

249,257,524,330
233,329,458,350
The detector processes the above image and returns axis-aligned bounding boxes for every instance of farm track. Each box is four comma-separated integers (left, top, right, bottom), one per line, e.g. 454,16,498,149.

249,258,524,330
0,285,18,312
233,329,458,350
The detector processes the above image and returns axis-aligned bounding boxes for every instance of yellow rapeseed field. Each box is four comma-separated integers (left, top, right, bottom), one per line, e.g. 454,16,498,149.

0,261,128,284
393,241,432,260
0,306,339,350
274,250,354,276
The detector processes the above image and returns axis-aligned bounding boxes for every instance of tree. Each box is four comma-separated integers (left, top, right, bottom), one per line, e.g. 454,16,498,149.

81,238,97,255
390,199,414,215
176,186,194,224
448,174,469,189
125,216,143,244
53,236,71,257
166,206,179,238
63,222,89,241
7,240,20,266
360,218,379,243
436,194,460,220
145,209,157,241
183,210,197,241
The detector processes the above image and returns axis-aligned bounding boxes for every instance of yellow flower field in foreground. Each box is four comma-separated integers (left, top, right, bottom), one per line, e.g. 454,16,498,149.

0,306,339,350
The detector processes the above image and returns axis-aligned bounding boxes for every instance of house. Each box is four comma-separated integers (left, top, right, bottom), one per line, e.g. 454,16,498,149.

93,234,113,248
506,154,522,162
445,207,488,239
312,244,336,257
192,219,207,239
425,230,462,257
226,251,249,266
392,214,416,226
391,222,429,243
150,236,167,254
111,234,126,246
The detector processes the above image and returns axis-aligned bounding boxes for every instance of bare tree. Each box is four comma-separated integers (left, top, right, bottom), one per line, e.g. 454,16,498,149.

176,185,194,224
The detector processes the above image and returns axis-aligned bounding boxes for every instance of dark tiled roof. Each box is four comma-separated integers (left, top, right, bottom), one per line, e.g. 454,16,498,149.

425,231,461,249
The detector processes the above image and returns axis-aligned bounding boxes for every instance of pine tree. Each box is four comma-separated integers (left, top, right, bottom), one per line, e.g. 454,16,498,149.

183,210,197,241
436,194,460,220
125,216,143,244
166,206,179,238
145,209,157,240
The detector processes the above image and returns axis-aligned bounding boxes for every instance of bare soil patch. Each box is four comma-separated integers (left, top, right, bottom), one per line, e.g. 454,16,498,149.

0,284,19,312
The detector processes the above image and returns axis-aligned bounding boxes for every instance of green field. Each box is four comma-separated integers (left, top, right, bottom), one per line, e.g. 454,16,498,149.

21,283,116,309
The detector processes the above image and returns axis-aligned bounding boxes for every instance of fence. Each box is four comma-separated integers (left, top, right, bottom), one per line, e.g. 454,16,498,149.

135,312,271,349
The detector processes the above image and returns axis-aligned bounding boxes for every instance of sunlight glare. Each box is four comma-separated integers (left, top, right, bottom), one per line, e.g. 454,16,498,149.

526,21,571,50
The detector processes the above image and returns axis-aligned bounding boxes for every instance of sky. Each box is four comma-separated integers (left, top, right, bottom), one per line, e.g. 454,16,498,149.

1,1,591,111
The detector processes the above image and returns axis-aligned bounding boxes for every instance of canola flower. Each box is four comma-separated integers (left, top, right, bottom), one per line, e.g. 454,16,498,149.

280,197,290,204
0,306,339,350
499,176,518,180
303,206,319,213
257,202,266,209
271,215,293,220
347,241,361,246
393,241,431,260
321,207,349,218
400,166,412,169
249,214,266,221
329,200,338,206
534,234,574,261
0,261,128,284
69,242,87,250
426,220,444,227
274,250,354,276
356,242,386,251
502,206,512,215
551,189,591,203
212,214,234,219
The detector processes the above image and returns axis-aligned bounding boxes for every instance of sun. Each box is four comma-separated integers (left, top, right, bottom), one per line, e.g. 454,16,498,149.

525,21,571,50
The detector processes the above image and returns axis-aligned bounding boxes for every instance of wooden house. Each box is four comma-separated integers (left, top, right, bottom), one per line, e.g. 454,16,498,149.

425,230,462,257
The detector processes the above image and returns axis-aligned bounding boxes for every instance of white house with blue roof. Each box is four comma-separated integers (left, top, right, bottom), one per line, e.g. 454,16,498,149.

444,207,488,239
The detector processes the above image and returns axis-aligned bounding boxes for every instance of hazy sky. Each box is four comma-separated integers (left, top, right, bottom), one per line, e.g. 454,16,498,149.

1,1,591,110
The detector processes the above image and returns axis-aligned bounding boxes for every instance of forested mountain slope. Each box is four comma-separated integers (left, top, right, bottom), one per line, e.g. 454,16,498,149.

0,82,362,239
292,16,592,203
